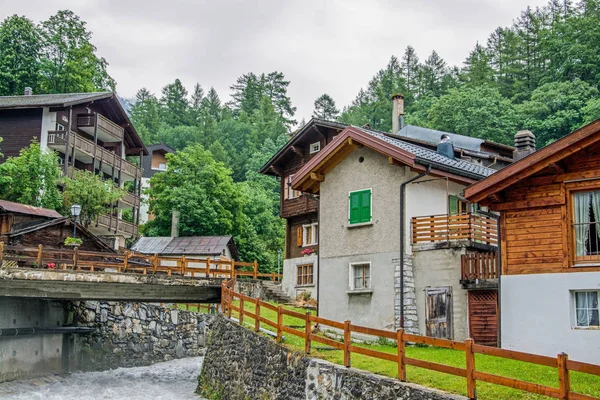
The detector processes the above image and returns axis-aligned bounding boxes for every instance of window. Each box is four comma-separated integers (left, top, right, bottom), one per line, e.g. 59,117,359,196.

296,264,313,286
286,175,301,199
55,122,66,131
573,190,600,260
574,291,599,327
302,223,318,246
310,142,321,154
157,163,167,171
448,195,469,215
349,262,371,290
349,189,372,224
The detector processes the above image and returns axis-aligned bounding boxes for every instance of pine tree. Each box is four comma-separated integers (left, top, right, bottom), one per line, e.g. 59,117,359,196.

419,50,447,97
312,94,340,120
462,43,495,87
202,87,222,121
130,88,161,143
160,78,190,126
401,46,420,97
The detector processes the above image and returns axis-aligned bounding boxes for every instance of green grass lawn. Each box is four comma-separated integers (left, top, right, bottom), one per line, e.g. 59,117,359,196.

185,301,600,399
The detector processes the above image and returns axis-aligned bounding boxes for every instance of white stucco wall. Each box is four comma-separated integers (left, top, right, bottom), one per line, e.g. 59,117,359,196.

139,177,151,225
39,108,53,152
501,272,600,364
281,255,318,301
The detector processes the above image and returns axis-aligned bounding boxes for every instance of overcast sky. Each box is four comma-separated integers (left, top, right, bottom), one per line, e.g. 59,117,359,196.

2,0,549,121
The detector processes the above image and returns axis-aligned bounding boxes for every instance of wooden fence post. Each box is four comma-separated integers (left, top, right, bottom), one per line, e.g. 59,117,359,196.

276,305,283,343
239,296,244,326
466,338,477,400
0,242,4,267
227,290,233,319
558,353,570,399
344,320,351,368
205,257,211,277
122,251,129,272
253,260,258,279
254,297,261,332
152,254,159,273
221,282,226,313
397,329,406,381
305,311,311,354
231,260,235,279
36,244,43,267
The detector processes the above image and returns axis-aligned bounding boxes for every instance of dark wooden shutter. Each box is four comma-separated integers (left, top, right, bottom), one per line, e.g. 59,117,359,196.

425,287,452,339
296,226,303,247
468,291,498,346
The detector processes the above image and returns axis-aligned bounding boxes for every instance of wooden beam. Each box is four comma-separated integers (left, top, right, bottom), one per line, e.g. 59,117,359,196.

313,125,326,139
489,193,503,203
268,165,283,177
388,156,394,165
554,169,600,182
489,196,565,211
291,146,303,157
310,172,324,182
548,162,564,174
347,138,353,146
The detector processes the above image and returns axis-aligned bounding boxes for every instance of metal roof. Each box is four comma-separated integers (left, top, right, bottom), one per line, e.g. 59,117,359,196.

131,236,237,258
0,200,62,218
396,125,488,153
357,127,496,178
0,92,113,109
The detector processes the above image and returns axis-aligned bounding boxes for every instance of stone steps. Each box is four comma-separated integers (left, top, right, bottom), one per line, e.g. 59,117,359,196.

260,282,292,304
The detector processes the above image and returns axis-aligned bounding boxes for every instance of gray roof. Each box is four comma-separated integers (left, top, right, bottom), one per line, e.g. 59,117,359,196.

357,127,496,179
397,125,486,153
0,92,113,109
131,236,237,258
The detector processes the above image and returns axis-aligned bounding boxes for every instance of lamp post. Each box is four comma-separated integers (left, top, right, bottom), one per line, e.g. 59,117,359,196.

70,204,81,238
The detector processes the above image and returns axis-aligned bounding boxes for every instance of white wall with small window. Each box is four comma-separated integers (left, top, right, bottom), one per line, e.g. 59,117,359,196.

348,262,371,291
302,222,318,246
573,290,599,328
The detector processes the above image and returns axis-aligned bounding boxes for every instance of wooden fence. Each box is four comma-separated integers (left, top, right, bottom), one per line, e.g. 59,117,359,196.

412,213,498,246
461,252,498,282
222,282,600,400
0,243,281,281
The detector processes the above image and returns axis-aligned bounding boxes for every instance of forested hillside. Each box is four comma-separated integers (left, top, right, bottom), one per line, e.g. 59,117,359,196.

0,0,599,272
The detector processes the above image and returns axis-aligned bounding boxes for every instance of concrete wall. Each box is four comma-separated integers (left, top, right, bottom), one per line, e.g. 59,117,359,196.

501,272,600,364
413,246,469,341
199,315,465,400
0,298,67,382
318,146,467,330
281,255,318,301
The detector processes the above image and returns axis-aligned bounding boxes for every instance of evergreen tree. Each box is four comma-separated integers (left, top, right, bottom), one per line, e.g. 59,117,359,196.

312,94,339,120
130,88,161,143
419,50,447,97
190,82,204,124
202,87,222,121
0,15,41,96
401,46,420,97
160,78,190,126
462,43,495,87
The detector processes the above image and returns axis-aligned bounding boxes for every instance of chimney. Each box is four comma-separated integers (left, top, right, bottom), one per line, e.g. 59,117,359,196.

513,130,536,161
437,134,455,160
24,87,33,96
391,94,405,134
171,210,180,238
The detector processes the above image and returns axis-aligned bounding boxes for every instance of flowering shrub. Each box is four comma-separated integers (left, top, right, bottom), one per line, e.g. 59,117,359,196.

47,263,56,269
301,248,315,256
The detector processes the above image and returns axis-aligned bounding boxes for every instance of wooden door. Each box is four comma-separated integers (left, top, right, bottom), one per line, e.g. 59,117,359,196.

425,287,452,339
468,290,498,346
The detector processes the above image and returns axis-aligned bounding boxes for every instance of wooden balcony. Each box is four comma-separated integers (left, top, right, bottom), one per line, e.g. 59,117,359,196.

411,213,498,246
48,132,141,180
96,214,138,237
281,195,318,218
121,192,140,209
76,113,124,142
461,252,498,289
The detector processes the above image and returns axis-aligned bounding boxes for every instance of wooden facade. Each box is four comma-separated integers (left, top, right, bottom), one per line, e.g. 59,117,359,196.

0,108,43,160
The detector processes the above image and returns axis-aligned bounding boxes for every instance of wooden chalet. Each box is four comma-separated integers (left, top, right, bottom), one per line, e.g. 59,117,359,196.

465,120,600,363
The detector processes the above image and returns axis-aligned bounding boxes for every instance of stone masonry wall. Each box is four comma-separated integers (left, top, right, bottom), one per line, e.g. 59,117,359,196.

71,301,214,371
394,254,419,334
199,315,465,400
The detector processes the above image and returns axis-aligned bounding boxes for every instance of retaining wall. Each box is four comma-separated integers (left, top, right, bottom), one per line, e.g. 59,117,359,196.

198,315,465,400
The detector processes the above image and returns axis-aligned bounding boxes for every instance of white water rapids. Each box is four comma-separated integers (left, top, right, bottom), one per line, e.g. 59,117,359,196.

0,357,206,400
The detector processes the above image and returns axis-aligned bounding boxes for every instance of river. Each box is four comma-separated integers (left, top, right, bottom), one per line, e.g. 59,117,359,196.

0,357,205,400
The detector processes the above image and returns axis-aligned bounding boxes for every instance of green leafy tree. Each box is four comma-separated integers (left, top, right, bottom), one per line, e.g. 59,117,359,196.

0,141,62,209
582,97,600,124
62,169,124,226
0,15,42,96
312,94,339,120
39,10,115,93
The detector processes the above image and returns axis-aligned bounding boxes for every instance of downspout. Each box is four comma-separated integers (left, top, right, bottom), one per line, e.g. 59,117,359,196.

399,164,430,330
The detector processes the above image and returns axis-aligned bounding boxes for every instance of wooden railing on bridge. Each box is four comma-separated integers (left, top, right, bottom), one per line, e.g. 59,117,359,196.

412,213,498,246
222,282,600,400
0,243,281,281
461,252,498,282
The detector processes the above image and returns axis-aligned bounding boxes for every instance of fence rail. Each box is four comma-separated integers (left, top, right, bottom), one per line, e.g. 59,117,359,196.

412,213,498,246
0,243,281,281
222,282,600,400
461,252,498,281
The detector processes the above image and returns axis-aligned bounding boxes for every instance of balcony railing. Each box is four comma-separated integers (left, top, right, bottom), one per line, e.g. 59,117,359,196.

122,192,140,208
48,132,141,179
411,213,498,246
97,214,138,237
461,252,498,282
77,113,124,141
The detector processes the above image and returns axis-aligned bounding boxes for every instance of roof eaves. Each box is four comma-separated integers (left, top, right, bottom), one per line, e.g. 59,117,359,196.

62,92,113,107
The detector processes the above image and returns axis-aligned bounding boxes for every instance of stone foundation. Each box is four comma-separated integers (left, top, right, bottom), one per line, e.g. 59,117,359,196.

71,301,214,371
394,255,419,334
199,315,464,400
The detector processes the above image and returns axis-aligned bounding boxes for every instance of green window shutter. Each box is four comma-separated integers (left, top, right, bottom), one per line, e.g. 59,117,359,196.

448,195,458,215
349,189,372,224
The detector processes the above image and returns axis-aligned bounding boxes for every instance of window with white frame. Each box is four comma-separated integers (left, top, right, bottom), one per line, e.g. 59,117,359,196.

574,290,599,327
302,223,318,246
286,175,301,199
573,190,600,260
349,262,371,290
309,142,321,154
157,163,167,171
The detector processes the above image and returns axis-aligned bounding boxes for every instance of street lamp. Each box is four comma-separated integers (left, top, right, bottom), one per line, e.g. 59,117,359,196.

70,204,81,238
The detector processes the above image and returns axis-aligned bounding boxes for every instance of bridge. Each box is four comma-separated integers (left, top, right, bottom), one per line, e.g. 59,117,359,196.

0,244,281,303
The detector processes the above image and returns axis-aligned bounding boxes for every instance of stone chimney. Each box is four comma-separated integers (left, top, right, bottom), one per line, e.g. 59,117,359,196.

24,87,33,96
391,94,405,134
513,130,536,161
171,210,180,238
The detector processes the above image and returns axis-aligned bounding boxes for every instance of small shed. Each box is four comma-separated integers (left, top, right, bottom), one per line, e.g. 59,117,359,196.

131,236,239,261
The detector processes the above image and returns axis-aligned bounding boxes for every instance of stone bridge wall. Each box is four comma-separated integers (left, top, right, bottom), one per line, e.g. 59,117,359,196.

71,301,214,371
198,316,465,400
